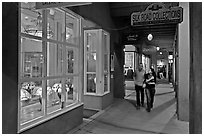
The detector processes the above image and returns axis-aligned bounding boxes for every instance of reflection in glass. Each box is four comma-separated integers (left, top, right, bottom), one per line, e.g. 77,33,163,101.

47,43,63,76
103,34,108,53
21,3,42,37
86,32,97,52
66,14,79,44
47,79,64,114
65,77,78,105
65,47,74,73
87,53,96,72
87,74,96,93
21,37,43,78
104,54,108,72
104,74,108,93
47,8,65,41
20,81,43,124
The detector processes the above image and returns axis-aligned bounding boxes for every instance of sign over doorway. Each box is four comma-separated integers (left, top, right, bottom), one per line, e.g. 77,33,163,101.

131,3,183,26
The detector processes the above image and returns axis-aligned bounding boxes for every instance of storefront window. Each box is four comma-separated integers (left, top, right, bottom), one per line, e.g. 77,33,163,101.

87,74,96,93
66,13,79,45
87,53,96,72
125,52,134,68
19,2,81,132
21,3,42,37
47,8,65,41
65,46,78,74
47,43,63,76
87,32,97,52
21,37,43,78
46,78,64,114
65,77,78,104
142,54,150,73
104,74,108,92
20,80,44,124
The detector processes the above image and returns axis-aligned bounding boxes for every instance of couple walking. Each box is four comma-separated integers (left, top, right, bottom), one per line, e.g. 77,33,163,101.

133,63,156,112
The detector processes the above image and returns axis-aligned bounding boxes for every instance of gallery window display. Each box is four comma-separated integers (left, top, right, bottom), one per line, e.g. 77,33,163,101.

142,54,150,73
19,2,81,132
84,29,110,95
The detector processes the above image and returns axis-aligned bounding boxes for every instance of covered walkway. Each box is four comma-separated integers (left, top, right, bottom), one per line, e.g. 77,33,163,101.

68,82,189,134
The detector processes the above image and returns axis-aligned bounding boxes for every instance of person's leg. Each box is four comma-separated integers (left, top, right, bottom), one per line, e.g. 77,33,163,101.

140,86,144,107
135,85,141,108
150,88,156,108
145,88,151,112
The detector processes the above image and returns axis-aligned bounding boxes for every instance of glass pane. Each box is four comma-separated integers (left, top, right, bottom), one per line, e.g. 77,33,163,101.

47,78,64,114
65,77,78,105
21,37,43,78
65,46,78,74
20,81,43,124
104,74,108,93
47,42,63,76
125,52,134,68
47,8,65,41
104,54,108,72
65,47,73,74
86,32,97,52
103,34,108,53
21,3,42,37
87,74,96,93
66,14,79,44
87,53,96,72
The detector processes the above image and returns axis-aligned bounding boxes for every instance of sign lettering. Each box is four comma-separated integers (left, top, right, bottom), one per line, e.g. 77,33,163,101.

131,3,183,26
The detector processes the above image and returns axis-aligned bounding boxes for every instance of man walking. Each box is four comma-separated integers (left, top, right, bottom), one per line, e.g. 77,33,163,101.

133,63,145,109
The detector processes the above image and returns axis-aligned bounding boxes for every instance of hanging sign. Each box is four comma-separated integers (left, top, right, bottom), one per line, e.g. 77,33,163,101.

142,47,157,53
35,2,92,9
127,34,138,41
131,3,183,26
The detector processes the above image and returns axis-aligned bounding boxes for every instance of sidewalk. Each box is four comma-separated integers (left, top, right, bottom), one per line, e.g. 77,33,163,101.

68,83,189,134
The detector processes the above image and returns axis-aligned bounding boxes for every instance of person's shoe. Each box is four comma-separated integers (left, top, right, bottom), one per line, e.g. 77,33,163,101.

146,108,151,112
136,106,140,110
141,104,145,107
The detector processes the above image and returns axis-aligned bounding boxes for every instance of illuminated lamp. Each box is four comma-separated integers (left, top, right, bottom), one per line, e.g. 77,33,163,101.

156,46,160,51
168,55,173,60
50,9,55,15
160,52,162,55
147,34,153,41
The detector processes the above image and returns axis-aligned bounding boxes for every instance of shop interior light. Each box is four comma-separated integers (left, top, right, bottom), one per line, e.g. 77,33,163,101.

147,34,153,41
50,9,55,15
156,46,160,51
168,55,173,59
160,52,162,55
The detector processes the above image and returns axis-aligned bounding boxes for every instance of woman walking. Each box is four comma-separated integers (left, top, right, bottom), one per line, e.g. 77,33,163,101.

144,68,156,112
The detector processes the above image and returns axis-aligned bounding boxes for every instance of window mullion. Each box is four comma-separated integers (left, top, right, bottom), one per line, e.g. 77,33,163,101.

42,9,48,115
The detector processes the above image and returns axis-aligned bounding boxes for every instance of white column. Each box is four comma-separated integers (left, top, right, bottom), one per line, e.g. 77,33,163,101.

178,2,190,121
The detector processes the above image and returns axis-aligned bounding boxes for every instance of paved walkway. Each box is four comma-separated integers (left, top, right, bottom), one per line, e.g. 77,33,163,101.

68,82,189,134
